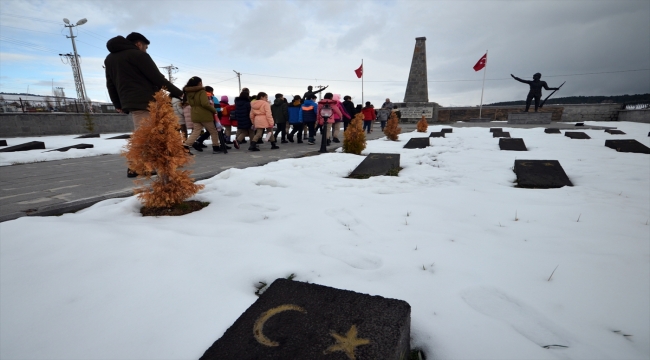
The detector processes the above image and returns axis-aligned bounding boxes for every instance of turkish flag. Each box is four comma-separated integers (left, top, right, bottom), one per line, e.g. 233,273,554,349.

473,53,487,71
354,64,363,78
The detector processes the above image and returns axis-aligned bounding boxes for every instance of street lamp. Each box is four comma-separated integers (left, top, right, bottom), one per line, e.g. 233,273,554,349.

62,17,90,112
318,104,333,153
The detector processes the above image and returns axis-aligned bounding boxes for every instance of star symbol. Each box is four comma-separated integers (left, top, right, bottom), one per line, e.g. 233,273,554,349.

324,325,371,360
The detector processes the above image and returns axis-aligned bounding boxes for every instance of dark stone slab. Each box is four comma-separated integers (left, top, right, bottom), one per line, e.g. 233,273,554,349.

201,279,411,360
514,160,573,188
545,128,561,134
499,138,527,151
565,132,591,139
0,141,45,152
441,128,452,133
493,132,511,138
106,134,131,139
46,144,95,152
604,140,650,154
575,123,584,126
0,140,7,146
489,128,503,133
74,133,100,139
429,132,445,138
507,112,552,124
349,153,401,178
605,129,626,135
403,137,430,149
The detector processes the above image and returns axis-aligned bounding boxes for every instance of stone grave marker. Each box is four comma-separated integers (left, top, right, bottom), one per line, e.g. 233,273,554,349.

493,132,511,138
507,112,552,124
605,129,626,135
200,279,411,360
499,138,527,151
575,122,584,126
429,132,445,138
46,144,94,152
565,132,591,139
514,160,573,188
0,141,45,153
403,137,430,149
604,140,650,154
0,140,7,146
489,128,503,133
441,128,453,133
75,133,100,139
544,128,561,134
349,153,400,179
106,134,131,140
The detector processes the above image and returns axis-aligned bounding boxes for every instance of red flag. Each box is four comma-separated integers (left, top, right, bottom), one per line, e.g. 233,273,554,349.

354,63,363,78
473,53,487,71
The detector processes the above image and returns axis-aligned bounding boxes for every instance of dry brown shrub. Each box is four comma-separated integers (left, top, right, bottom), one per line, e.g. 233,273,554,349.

343,113,366,155
416,115,428,132
383,111,401,141
123,90,204,208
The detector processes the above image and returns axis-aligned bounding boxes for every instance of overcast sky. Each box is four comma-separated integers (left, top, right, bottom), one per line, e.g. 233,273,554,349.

0,0,648,107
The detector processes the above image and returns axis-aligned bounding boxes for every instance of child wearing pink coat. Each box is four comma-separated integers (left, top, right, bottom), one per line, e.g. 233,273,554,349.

249,92,279,151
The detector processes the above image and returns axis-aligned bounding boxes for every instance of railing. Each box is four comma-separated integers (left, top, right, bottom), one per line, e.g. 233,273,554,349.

0,97,115,114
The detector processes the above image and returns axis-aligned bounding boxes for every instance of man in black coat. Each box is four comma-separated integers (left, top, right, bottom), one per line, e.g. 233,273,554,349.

104,32,183,129
104,32,183,177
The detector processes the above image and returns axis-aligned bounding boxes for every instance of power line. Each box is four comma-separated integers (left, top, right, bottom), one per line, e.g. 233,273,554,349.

0,25,62,36
0,13,62,24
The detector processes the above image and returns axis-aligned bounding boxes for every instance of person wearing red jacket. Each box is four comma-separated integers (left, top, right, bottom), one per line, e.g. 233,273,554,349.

317,93,343,146
361,102,376,134
219,96,237,144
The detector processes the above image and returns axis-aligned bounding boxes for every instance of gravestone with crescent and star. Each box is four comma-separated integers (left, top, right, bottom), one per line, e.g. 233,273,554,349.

200,279,411,360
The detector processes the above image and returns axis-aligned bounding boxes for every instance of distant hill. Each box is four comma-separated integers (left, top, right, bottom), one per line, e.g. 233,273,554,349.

487,93,650,106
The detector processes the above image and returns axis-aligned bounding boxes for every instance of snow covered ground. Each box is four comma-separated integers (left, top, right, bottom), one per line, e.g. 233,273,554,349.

0,133,131,166
1,122,649,359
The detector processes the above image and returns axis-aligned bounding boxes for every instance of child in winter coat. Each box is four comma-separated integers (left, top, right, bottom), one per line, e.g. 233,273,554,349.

361,102,376,134
331,94,350,143
287,95,303,143
234,89,254,147
249,92,278,151
301,94,319,145
182,77,223,154
219,96,237,145
171,96,188,140
271,93,289,143
317,93,343,146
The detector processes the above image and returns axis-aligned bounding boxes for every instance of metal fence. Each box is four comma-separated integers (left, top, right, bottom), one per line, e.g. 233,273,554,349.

0,97,116,114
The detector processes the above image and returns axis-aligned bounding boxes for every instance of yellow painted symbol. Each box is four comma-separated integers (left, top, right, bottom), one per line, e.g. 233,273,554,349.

253,304,306,347
544,162,555,167
323,325,371,360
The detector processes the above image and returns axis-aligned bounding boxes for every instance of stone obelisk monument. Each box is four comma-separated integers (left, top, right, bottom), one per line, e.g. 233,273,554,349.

395,37,439,122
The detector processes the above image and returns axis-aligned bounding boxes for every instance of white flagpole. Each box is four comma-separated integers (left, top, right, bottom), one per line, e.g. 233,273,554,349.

479,50,487,119
361,59,364,105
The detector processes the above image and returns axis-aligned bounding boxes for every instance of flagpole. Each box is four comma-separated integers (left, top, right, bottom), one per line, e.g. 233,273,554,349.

479,50,487,119
361,59,366,106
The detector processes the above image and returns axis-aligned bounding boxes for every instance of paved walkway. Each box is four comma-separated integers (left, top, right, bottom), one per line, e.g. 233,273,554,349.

0,124,418,222
0,121,613,222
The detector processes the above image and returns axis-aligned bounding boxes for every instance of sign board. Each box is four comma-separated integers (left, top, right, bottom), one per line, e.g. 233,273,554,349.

400,107,433,118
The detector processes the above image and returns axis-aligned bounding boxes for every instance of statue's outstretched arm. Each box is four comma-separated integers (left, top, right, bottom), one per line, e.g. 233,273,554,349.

511,74,529,84
542,81,559,91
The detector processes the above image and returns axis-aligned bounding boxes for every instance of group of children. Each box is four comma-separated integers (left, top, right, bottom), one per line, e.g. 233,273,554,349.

171,77,400,154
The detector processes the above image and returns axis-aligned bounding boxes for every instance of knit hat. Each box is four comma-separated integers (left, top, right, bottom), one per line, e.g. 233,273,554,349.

221,95,228,102
125,32,150,45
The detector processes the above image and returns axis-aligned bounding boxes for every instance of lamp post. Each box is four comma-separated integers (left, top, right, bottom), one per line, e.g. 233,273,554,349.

62,18,90,112
318,104,333,153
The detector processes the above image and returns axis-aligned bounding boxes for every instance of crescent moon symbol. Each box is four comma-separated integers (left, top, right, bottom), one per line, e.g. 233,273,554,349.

253,304,307,347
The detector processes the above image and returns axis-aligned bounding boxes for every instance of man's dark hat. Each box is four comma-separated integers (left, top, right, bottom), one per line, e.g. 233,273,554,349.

126,32,150,45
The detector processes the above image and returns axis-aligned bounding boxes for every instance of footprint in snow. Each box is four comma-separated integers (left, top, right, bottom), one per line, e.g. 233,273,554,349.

461,287,571,350
319,244,382,270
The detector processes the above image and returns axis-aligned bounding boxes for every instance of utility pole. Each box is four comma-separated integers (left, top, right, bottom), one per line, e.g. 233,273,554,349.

233,70,242,93
159,64,178,83
62,17,90,112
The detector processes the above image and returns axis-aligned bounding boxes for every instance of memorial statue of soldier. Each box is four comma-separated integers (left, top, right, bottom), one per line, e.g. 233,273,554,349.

511,73,560,112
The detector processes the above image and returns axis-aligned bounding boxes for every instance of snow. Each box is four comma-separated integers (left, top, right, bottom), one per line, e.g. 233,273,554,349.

0,134,130,166
1,122,649,360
